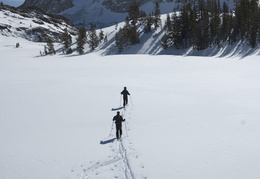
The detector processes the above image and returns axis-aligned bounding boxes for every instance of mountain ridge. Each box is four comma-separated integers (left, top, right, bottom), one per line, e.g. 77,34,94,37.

20,0,223,28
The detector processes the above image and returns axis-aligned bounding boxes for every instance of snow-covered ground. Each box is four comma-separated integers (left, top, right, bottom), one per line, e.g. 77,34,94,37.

1,36,260,179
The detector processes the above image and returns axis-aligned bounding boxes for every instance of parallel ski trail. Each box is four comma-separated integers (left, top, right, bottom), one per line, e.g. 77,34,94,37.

118,140,135,179
118,105,135,179
79,105,138,179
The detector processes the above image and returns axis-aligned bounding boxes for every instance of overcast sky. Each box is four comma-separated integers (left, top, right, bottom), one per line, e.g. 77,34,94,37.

1,0,24,7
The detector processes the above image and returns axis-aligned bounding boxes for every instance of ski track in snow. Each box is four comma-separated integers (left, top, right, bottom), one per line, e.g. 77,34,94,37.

80,156,121,179
78,106,144,179
118,140,135,179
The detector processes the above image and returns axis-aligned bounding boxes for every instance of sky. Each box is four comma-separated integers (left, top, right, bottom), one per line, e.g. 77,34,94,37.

1,0,24,7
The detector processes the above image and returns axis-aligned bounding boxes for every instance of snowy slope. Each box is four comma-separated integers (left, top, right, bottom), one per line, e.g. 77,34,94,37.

0,5,77,42
2,4,259,56
96,14,260,56
1,34,260,179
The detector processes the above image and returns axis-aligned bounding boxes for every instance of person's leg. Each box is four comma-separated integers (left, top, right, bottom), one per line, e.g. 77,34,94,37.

119,127,122,138
116,125,119,139
116,124,122,139
116,130,119,139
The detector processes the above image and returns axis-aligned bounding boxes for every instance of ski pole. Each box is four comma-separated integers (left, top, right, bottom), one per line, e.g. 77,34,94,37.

130,95,134,107
119,94,122,106
109,121,114,136
121,111,128,137
124,121,128,137
121,109,125,116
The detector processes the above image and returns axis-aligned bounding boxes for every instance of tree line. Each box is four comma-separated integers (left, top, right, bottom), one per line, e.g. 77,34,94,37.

45,1,162,55
44,0,260,55
44,24,107,55
161,0,260,50
116,0,260,52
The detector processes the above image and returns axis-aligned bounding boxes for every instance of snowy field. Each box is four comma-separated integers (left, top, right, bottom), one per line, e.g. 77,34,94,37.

1,36,260,179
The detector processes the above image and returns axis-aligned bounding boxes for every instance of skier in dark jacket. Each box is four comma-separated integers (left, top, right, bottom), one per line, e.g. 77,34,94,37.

113,111,125,140
121,87,130,107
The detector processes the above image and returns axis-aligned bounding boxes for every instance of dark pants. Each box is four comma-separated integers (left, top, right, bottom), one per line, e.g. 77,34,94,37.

123,97,128,107
115,123,122,139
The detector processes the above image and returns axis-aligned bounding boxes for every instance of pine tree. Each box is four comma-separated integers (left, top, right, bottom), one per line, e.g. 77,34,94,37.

62,28,72,54
161,34,168,49
115,28,125,53
221,2,231,42
209,0,221,46
235,0,250,40
99,29,104,43
172,12,183,49
196,0,210,50
46,38,55,55
153,1,161,28
115,16,139,53
76,27,86,55
87,24,99,51
165,14,173,33
248,0,259,47
180,3,193,48
160,14,174,49
44,45,48,55
200,9,210,50
161,33,171,49
229,14,239,44
129,25,139,45
144,15,152,33
189,6,198,49
128,2,140,26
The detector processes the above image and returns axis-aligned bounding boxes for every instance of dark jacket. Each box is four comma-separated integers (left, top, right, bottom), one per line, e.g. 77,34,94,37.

113,114,125,124
121,89,130,99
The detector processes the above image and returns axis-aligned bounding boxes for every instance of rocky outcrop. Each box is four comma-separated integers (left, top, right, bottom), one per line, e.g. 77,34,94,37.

20,0,73,14
20,0,177,28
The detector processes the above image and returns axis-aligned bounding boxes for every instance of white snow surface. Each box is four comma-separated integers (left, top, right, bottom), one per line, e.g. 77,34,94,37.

1,35,260,179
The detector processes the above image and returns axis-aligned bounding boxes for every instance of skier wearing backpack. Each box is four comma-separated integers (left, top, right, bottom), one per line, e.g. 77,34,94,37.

121,87,130,107
113,111,125,140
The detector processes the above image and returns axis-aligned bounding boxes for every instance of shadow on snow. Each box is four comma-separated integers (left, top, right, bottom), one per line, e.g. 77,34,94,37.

100,138,116,145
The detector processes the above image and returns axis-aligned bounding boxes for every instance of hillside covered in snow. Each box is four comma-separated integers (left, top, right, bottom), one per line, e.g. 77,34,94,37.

1,5,259,57
1,34,260,179
1,0,260,178
0,4,77,42
2,0,260,56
